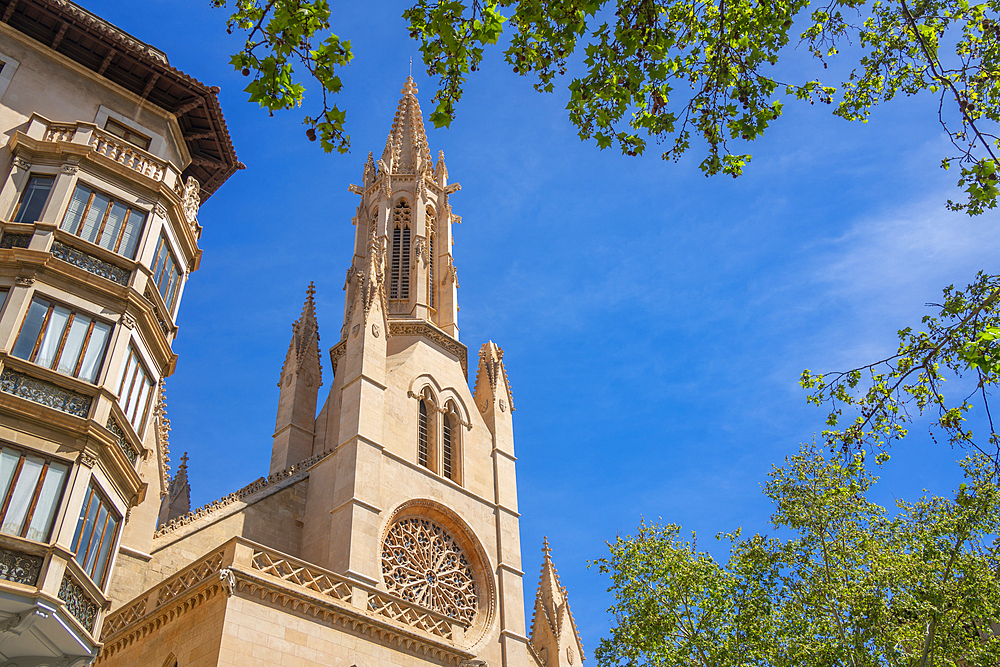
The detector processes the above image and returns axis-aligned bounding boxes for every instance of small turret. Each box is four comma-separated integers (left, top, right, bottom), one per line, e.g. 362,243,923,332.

270,283,323,473
530,538,585,667
157,452,191,527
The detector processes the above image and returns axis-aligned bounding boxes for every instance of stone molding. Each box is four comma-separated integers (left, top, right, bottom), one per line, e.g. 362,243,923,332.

389,320,468,378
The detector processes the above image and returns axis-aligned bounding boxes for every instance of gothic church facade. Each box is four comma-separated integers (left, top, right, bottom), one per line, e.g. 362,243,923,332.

0,2,584,665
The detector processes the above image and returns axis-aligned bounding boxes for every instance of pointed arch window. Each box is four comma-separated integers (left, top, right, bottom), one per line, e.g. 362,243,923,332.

418,399,431,469
426,206,435,311
390,200,411,299
442,409,455,481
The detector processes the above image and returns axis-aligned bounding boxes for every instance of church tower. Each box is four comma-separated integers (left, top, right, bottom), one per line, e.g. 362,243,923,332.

97,77,551,667
301,76,530,666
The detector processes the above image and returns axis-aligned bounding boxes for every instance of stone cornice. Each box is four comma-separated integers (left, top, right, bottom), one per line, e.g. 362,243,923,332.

389,320,468,379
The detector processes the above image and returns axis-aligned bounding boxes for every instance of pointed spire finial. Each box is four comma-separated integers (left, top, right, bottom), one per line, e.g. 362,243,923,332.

543,536,552,559
179,452,189,469
402,76,418,96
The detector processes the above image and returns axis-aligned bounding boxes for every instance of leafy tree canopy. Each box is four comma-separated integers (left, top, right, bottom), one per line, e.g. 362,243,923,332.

594,449,1000,667
214,0,1000,214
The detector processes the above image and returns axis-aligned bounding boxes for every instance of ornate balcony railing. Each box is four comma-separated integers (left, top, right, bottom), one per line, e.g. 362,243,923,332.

0,368,92,418
0,545,43,585
89,128,166,182
106,417,139,466
0,232,32,249
51,240,131,287
59,573,99,632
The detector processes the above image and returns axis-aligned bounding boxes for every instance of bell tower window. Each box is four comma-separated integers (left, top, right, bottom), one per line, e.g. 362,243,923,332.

418,399,430,469
390,200,411,299
442,410,454,481
426,206,435,311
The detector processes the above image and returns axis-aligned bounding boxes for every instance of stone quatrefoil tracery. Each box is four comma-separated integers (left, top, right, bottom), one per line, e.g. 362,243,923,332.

381,517,477,625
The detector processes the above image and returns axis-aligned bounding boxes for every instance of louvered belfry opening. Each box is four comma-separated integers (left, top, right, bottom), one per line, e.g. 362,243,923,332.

390,201,411,300
418,399,430,469
442,411,454,480
427,206,436,311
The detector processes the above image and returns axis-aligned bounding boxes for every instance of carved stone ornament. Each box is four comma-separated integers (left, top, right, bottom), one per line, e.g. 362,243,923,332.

414,237,427,267
219,568,236,597
13,156,30,170
15,275,35,287
372,323,380,338
381,516,478,624
567,648,575,665
499,399,506,413
78,452,97,468
61,162,79,174
120,312,136,329
181,176,201,224
352,324,360,338
154,201,168,219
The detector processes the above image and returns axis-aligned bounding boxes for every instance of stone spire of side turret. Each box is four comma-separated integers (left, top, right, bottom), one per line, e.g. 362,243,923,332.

157,452,190,527
530,538,585,667
381,76,433,174
270,282,322,474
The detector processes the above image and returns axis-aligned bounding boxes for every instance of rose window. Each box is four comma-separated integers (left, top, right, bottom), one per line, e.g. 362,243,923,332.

381,517,478,624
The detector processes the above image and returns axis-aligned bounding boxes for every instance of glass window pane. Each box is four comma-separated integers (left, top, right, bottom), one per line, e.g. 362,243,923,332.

83,504,108,573
14,176,54,223
153,239,167,285
12,299,47,360
131,376,152,430
118,350,136,397
1,455,43,536
78,321,110,384
0,289,8,314
78,192,110,244
126,368,145,422
73,490,99,559
92,513,118,584
117,210,145,259
35,305,70,369
0,448,20,510
61,186,91,235
56,317,90,375
98,202,127,252
25,462,66,542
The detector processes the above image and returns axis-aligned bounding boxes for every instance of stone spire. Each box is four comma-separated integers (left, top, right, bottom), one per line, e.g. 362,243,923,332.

270,283,322,474
530,538,585,667
157,452,190,527
381,76,433,174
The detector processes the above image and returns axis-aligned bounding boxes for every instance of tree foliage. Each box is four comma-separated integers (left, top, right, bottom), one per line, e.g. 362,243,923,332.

215,0,1000,213
801,272,1000,471
594,449,1000,667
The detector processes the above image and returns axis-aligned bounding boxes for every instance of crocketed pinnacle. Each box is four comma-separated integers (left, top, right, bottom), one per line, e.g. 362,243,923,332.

530,538,585,665
473,341,515,412
381,76,433,174
158,451,191,527
278,282,322,387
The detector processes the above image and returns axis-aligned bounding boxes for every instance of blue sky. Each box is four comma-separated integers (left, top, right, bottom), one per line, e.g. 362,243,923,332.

86,0,999,654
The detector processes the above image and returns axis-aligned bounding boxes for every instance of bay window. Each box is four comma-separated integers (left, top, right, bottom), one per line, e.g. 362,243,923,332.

151,234,180,312
118,345,154,433
0,445,69,542
13,175,54,224
12,297,112,383
71,483,120,587
60,184,147,259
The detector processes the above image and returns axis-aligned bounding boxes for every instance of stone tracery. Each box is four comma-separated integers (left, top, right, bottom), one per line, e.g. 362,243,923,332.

381,517,477,625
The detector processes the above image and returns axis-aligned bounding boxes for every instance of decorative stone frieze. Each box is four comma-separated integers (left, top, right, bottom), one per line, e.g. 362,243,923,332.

389,321,468,378
14,275,35,286
0,546,43,585
51,241,130,286
0,368,92,418
12,156,30,170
